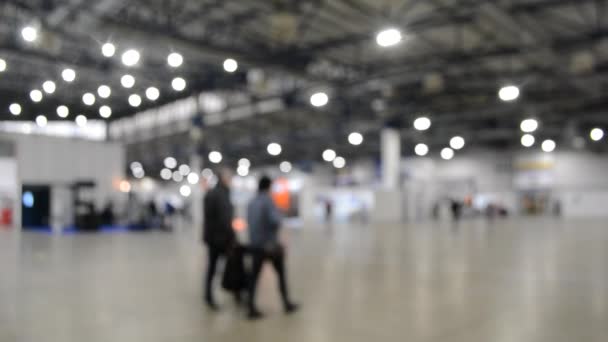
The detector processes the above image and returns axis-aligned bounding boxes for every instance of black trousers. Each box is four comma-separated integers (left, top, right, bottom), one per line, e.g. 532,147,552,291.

247,247,291,312
205,245,226,302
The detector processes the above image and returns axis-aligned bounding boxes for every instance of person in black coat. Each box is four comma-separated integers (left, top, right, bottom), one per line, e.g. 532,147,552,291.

203,169,236,310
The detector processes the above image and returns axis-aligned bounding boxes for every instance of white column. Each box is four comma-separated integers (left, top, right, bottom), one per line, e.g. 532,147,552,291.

381,128,401,189
190,155,203,232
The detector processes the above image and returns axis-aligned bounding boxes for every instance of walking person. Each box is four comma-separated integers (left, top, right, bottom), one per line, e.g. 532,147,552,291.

247,176,299,320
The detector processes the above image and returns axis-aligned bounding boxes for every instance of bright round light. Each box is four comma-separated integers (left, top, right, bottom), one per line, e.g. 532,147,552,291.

130,161,142,170
520,118,538,133
237,165,249,177
441,147,454,160
132,167,145,179
168,52,183,68
413,117,431,131
322,149,336,162
0,58,6,72
164,157,177,169
180,185,191,197
238,158,251,168
121,49,140,67
101,43,116,57
119,181,131,193
99,105,112,118
267,143,282,156
61,68,76,82
172,77,186,91
97,85,111,98
521,134,535,147
42,80,56,94
333,156,346,169
29,89,43,102
202,168,214,179
172,171,183,182
128,94,142,107
590,128,604,141
9,103,21,116
310,92,329,107
56,105,69,118
223,58,238,73
145,87,159,101
499,85,520,101
187,173,200,185
75,115,87,127
376,28,402,47
21,26,38,42
160,168,172,180
348,132,364,145
209,151,223,164
415,143,429,156
121,74,135,88
280,161,292,173
82,93,96,106
450,136,465,150
36,115,47,127
178,164,191,176
542,139,556,152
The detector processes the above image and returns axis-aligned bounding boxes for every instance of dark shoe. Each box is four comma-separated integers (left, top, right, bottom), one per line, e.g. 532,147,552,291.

284,302,300,315
247,309,265,320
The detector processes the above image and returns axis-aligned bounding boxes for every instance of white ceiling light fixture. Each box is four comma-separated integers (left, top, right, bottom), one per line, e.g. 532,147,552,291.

172,171,184,182
75,115,87,127
237,165,249,177
56,105,69,118
0,58,6,72
348,132,364,146
172,77,186,91
441,147,455,160
82,93,96,106
187,172,200,185
160,168,172,180
97,85,111,98
101,42,116,57
376,28,402,47
280,161,292,173
238,158,251,168
450,136,465,150
520,118,538,133
29,89,43,102
121,74,135,88
333,156,346,169
541,139,556,153
209,151,223,164
99,105,112,118
36,115,47,127
310,92,329,107
21,26,38,42
590,128,604,142
179,185,191,197
267,142,282,156
9,103,22,116
498,85,520,102
178,164,191,176
415,143,429,156
164,157,177,169
145,87,160,101
223,58,238,73
130,162,142,170
42,80,56,94
128,94,142,107
61,68,76,82
121,49,140,67
322,149,337,162
521,134,535,147
413,116,431,131
201,168,214,179
167,52,183,68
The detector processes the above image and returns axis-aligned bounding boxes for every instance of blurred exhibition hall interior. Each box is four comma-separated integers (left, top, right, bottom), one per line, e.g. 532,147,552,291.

1,0,608,340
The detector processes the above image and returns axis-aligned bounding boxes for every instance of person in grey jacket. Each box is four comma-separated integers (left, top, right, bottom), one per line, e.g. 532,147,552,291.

246,176,299,319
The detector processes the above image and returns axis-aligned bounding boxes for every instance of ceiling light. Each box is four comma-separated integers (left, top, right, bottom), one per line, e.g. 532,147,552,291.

9,103,22,116
178,164,191,176
179,185,191,197
145,87,160,101
209,151,223,164
75,115,87,127
202,168,214,179
441,147,454,160
498,85,520,101
102,42,116,57
99,105,112,118
520,118,538,133
413,117,431,131
164,157,177,169
130,161,142,170
98,85,111,98
590,128,604,141
82,93,96,106
128,94,142,107
172,171,183,182
415,143,429,156
450,136,465,150
168,52,183,68
172,77,186,91
42,80,56,94
36,115,47,127
238,158,251,168
160,168,172,180
187,173,199,185
223,58,238,73
541,139,556,152
21,26,38,42
56,105,69,118
280,161,292,173
61,68,76,82
333,156,346,169
237,165,249,177
132,167,145,179
348,132,364,146
376,28,402,47
322,149,336,162
121,49,140,67
310,92,329,107
0,58,6,72
521,134,535,147
121,74,135,88
29,89,43,102
267,143,282,156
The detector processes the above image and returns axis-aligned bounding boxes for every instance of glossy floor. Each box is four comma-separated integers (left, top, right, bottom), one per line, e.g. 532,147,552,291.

1,218,607,341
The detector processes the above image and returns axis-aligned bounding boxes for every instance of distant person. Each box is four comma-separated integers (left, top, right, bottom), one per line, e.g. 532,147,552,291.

202,169,236,310
247,176,299,320
450,199,463,221
325,199,333,223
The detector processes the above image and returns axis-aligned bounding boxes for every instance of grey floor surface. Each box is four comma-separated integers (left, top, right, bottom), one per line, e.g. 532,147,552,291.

1,218,607,341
